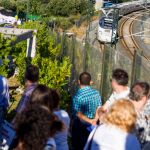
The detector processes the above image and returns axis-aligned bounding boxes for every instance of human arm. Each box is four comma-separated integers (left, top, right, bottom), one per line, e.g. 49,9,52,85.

77,94,102,125
77,112,97,125
94,106,106,123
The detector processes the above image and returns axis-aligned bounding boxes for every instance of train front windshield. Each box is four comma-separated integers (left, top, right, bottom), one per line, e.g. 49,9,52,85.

99,18,113,29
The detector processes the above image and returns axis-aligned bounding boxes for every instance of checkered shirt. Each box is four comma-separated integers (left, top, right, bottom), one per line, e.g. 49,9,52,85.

72,86,101,119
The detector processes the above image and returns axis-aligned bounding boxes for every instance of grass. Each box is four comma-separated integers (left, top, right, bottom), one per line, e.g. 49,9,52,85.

68,15,99,38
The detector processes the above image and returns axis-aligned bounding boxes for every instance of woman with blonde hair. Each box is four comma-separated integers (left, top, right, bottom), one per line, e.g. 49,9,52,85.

84,99,141,150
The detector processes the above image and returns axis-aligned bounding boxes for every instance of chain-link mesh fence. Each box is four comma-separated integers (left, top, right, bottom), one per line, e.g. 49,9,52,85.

50,29,150,103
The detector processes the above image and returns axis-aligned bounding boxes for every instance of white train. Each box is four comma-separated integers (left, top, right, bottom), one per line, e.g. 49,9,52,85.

97,0,150,43
97,17,117,43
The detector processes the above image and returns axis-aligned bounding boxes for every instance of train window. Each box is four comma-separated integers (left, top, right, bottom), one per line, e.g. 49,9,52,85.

99,17,113,29
104,21,112,29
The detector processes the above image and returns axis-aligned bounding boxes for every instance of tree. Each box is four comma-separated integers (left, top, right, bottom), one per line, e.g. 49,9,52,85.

0,0,15,10
46,0,89,16
0,0,90,17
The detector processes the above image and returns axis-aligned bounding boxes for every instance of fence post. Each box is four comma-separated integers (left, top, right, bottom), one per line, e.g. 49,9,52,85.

56,32,61,45
131,49,142,85
84,39,91,72
60,31,67,61
69,35,76,96
100,44,113,104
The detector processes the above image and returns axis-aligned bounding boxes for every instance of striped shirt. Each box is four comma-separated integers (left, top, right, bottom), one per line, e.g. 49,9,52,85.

72,86,101,119
0,76,10,109
16,83,37,112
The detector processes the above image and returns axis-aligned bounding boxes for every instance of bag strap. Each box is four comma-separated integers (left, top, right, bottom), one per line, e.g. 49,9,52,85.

87,125,99,150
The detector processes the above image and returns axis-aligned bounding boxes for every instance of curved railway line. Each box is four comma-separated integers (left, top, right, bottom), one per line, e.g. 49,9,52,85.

119,10,150,61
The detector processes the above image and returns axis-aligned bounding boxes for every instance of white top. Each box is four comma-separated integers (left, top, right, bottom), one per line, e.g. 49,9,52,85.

53,110,70,150
105,87,130,109
84,124,141,150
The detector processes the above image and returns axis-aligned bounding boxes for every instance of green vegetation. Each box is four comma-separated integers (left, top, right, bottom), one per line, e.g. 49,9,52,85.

0,21,71,110
0,0,89,17
0,34,13,77
17,22,71,108
0,0,94,29
0,0,131,16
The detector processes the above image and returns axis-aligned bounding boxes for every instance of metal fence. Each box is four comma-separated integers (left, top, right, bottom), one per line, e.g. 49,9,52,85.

51,30,150,103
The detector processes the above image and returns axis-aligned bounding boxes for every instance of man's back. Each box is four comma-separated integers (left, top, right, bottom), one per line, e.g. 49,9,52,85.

15,65,39,113
16,83,37,112
72,86,101,119
71,72,101,150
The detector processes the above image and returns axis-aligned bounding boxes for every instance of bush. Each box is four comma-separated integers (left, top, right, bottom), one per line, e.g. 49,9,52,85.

43,16,73,30
56,17,73,30
14,21,71,109
0,34,12,77
46,0,89,17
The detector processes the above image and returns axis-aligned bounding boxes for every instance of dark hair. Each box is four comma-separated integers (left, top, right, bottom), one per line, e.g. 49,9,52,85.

51,89,60,109
129,82,150,101
79,72,91,86
112,68,128,86
28,84,53,112
25,65,39,82
13,104,55,150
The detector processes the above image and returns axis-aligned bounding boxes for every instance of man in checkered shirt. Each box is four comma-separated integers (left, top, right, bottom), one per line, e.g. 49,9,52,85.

71,72,101,150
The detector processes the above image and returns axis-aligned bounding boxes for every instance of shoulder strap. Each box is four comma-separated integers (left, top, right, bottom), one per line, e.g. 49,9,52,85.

87,125,99,150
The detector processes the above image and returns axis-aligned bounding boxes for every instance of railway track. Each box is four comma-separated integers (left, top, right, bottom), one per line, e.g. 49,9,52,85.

119,11,150,61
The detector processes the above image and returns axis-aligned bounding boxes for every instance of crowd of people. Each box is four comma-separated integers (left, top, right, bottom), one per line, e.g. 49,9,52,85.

0,65,149,150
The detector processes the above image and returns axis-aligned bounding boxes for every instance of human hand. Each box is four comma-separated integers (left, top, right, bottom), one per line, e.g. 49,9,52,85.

90,119,97,125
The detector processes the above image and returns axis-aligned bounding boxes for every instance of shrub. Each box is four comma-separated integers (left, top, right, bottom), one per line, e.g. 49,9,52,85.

0,34,12,77
15,21,71,109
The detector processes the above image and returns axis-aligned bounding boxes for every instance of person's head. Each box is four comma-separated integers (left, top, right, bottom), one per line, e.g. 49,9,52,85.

111,68,128,90
28,84,53,112
13,104,55,150
104,99,137,133
79,72,91,86
129,82,150,102
25,65,39,83
51,89,61,110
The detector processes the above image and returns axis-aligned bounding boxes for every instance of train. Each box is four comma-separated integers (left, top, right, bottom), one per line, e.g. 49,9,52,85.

97,0,150,43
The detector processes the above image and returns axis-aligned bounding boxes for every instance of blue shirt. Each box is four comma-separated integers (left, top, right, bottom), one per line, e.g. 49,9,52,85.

16,83,37,112
72,86,101,119
0,76,10,109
